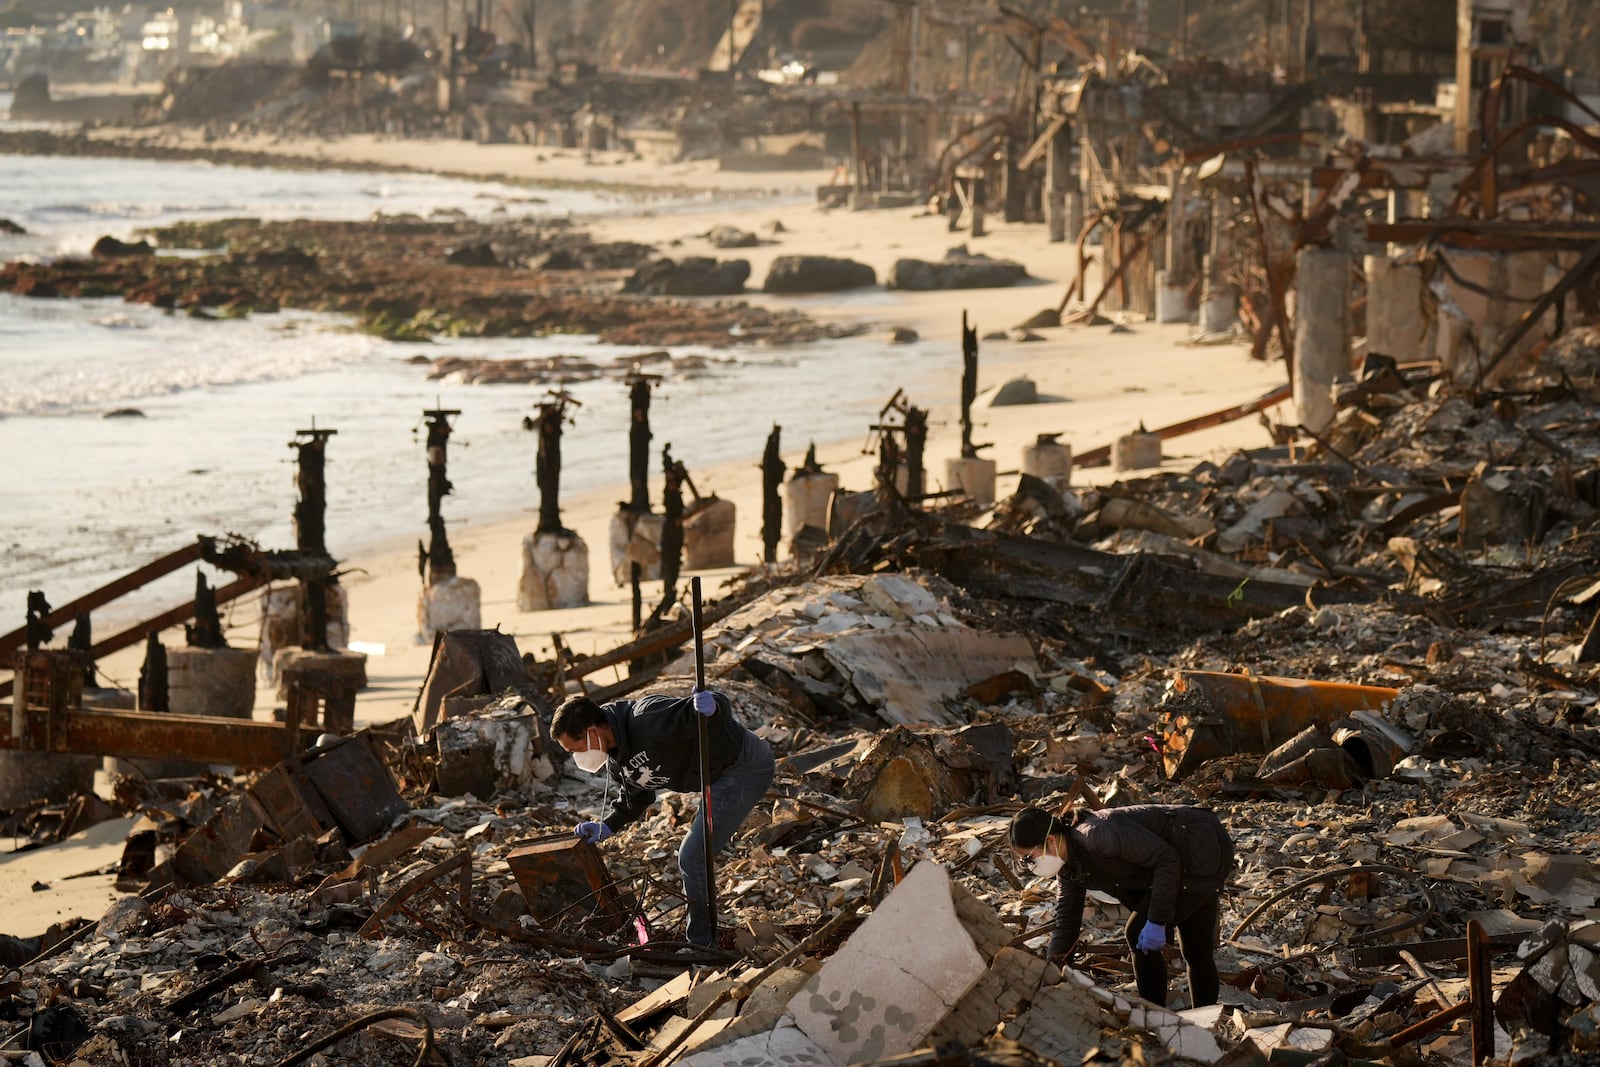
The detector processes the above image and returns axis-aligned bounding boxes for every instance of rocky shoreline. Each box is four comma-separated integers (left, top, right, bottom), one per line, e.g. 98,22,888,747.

0,214,856,347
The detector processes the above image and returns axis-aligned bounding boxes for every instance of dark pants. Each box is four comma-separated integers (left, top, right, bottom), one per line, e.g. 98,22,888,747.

679,728,775,946
1124,891,1221,1008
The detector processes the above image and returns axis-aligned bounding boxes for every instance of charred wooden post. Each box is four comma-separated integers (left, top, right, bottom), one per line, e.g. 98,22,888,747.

519,390,589,612
869,390,926,503
138,630,168,712
25,590,52,651
947,313,997,506
532,391,578,536
291,425,337,651
904,405,927,500
420,407,461,584
186,572,226,650
626,373,657,517
659,445,686,608
631,562,642,632
417,407,481,640
68,613,94,686
611,374,665,593
959,312,978,460
761,424,785,564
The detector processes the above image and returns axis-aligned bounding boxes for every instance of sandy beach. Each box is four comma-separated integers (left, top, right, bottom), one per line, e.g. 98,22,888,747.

55,132,1293,733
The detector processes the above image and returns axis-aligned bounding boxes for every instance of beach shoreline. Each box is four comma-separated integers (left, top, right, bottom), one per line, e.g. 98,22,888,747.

9,125,1295,729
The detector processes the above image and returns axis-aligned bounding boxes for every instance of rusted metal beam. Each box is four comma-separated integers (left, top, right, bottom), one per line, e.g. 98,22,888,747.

1368,220,1600,247
0,571,271,701
1476,240,1600,383
561,599,740,682
1075,383,1293,467
0,538,205,662
0,704,301,768
1468,918,1495,1065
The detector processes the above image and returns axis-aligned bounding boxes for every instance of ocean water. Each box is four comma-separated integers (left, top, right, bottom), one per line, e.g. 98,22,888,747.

0,150,944,629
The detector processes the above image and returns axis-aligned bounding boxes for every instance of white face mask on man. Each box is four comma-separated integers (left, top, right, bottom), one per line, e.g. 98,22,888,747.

572,728,609,774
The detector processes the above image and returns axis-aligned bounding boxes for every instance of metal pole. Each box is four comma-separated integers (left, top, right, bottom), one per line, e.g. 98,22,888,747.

690,575,717,942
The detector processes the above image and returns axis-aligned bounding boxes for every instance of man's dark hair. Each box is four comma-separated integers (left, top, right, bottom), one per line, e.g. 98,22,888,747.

551,696,606,740
1009,806,1066,849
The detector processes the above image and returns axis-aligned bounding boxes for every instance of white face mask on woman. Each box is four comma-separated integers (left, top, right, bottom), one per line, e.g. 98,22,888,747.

572,728,609,774
1031,852,1064,878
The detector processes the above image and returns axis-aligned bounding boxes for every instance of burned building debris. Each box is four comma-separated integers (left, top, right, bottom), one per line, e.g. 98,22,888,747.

8,0,1600,1064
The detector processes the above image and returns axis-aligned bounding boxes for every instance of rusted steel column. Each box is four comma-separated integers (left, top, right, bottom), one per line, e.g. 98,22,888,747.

1468,918,1495,1065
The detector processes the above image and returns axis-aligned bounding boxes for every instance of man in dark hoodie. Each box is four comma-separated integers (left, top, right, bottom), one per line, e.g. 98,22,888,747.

553,687,774,947
1009,804,1234,1007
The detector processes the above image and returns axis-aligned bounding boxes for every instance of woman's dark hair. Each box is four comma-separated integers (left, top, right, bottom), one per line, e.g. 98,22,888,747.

1009,806,1066,849
551,696,606,740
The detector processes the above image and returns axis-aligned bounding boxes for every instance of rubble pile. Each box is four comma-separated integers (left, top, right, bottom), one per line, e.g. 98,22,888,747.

7,347,1600,1064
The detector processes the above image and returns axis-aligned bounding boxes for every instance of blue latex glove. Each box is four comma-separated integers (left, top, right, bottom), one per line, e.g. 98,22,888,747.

1136,921,1167,953
692,689,717,717
575,821,611,844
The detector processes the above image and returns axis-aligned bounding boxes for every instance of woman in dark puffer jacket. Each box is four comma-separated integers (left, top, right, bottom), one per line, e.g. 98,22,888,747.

1010,804,1235,1008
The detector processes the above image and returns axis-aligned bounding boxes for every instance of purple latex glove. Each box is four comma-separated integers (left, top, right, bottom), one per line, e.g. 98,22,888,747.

575,821,612,844
1135,921,1166,953
692,689,717,717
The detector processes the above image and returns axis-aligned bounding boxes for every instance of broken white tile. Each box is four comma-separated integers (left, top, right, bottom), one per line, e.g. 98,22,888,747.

1179,1004,1227,1030
1167,1024,1225,1063
787,862,986,1064
676,1019,832,1066
1287,1027,1335,1051
1242,1023,1294,1051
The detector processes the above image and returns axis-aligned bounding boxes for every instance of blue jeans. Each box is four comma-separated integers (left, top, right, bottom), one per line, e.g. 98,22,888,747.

679,727,775,946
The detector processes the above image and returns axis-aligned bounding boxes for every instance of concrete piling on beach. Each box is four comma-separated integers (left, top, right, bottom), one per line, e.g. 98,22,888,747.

417,408,483,639
683,497,737,570
944,456,998,508
520,532,590,611
519,391,590,611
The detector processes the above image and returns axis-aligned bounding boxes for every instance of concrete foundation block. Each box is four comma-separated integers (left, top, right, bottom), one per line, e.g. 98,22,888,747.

1155,270,1192,323
1363,254,1429,359
1021,440,1072,483
609,510,663,587
1292,247,1352,435
1434,248,1549,385
826,489,878,537
1114,431,1163,471
418,574,482,640
944,457,998,508
519,531,589,611
258,583,350,684
683,497,736,570
786,472,839,538
1197,255,1237,335
167,646,257,719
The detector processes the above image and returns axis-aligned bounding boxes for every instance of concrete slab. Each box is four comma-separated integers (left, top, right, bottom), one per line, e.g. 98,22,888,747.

786,861,987,1063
